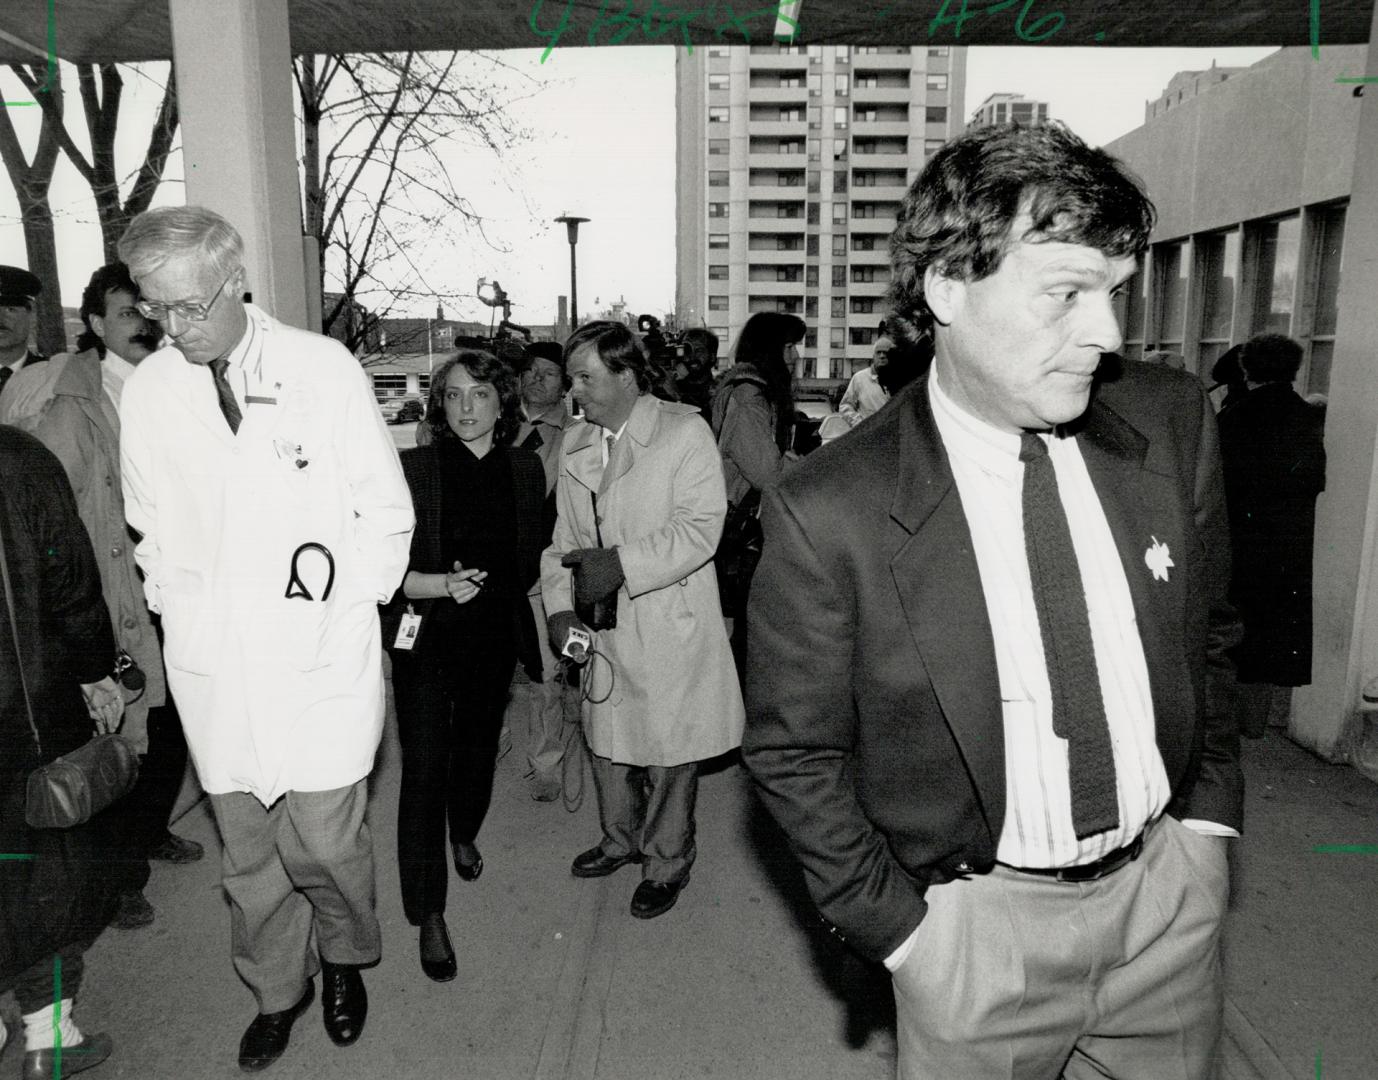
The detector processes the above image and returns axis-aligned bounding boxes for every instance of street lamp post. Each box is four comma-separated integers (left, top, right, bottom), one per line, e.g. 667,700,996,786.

555,213,590,328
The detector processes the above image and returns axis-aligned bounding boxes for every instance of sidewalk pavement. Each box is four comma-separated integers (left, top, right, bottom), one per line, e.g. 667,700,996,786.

1,689,1371,1079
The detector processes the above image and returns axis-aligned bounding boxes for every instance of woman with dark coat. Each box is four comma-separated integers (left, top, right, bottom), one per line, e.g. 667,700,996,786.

381,351,546,981
0,426,123,1078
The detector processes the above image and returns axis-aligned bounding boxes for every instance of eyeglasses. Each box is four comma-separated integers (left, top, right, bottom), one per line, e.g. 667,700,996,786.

136,271,234,323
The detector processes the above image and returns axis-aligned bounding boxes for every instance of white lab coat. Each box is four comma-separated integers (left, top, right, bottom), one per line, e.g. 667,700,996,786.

120,304,414,805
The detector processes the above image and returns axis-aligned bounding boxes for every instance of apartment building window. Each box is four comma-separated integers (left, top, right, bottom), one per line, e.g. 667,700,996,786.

808,44,822,62
780,106,804,122
805,327,818,348
1302,201,1346,394
1152,240,1188,353
829,357,847,380
924,106,948,124
776,267,803,282
926,73,948,91
853,203,877,219
850,327,879,346
852,265,888,283
809,105,821,130
855,107,877,123
928,46,950,56
835,46,849,62
832,266,846,287
807,202,820,225
1246,214,1300,337
708,295,729,311
709,74,729,90
373,374,406,396
833,138,848,162
708,139,729,155
855,75,878,89
852,234,878,251
925,138,945,156
709,171,729,187
1194,230,1240,371
808,169,820,193
808,73,821,95
808,138,820,161
832,202,847,224
780,75,804,89
832,234,847,256
833,105,849,131
708,202,729,218
830,327,846,350
831,296,846,318
778,172,803,187
708,264,729,281
709,233,729,249
806,296,818,317
778,203,802,219
850,296,877,313
709,107,728,123
806,265,819,287
806,234,819,256
835,74,849,95
709,46,729,57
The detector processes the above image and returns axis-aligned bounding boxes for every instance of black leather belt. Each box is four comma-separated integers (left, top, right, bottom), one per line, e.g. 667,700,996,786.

1002,825,1150,883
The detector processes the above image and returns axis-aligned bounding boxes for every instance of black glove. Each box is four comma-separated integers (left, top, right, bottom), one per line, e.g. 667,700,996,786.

546,610,590,655
561,547,626,605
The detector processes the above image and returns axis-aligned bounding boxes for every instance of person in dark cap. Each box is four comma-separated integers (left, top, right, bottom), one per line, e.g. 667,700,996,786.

503,339,577,801
0,266,46,402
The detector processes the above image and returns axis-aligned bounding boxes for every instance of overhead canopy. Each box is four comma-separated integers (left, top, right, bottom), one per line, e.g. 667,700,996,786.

0,0,1372,65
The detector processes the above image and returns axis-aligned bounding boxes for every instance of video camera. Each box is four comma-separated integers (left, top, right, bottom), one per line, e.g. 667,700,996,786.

637,314,716,414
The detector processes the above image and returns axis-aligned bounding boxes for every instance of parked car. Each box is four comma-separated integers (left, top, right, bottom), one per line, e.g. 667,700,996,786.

379,395,425,424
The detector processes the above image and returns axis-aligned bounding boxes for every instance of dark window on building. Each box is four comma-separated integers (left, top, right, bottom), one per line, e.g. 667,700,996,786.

925,106,947,124
832,234,847,256
709,295,729,311
806,234,819,256
807,201,820,224
709,202,729,218
708,264,729,281
831,296,846,318
709,139,729,155
832,265,846,287
806,265,819,287
709,233,729,249
709,171,729,187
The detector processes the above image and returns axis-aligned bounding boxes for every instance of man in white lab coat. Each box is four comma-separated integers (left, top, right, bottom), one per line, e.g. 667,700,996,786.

117,207,414,1073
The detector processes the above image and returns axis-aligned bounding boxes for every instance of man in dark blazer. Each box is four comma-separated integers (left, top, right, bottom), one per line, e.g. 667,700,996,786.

742,124,1243,1080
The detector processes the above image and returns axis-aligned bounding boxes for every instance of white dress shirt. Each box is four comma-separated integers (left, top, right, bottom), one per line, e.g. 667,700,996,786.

100,350,137,411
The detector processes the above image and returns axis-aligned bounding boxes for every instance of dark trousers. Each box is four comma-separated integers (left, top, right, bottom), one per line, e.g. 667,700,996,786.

121,698,191,892
589,752,698,884
394,648,515,925
1,942,85,1013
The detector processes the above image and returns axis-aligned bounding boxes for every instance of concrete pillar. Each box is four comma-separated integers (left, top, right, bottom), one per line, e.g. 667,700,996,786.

166,0,307,329
1292,28,1378,766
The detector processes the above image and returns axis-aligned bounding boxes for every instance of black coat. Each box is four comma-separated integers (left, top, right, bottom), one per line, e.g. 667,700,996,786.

380,440,547,679
0,426,120,979
741,359,1243,961
1218,383,1326,685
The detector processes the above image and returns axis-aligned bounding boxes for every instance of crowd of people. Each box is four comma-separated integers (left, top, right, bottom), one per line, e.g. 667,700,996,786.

0,119,1328,1080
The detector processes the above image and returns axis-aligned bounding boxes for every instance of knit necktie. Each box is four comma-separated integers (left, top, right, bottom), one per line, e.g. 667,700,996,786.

210,358,242,435
1019,432,1119,839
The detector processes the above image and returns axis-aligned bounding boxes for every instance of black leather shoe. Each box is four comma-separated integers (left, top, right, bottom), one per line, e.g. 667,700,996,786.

22,1032,113,1080
630,877,688,919
452,841,483,882
570,845,642,878
419,913,457,983
238,981,314,1072
149,830,205,863
321,962,367,1047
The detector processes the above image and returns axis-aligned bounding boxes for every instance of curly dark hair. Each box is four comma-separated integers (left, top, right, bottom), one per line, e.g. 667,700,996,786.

424,348,522,446
886,123,1156,344
1239,333,1303,384
76,262,144,356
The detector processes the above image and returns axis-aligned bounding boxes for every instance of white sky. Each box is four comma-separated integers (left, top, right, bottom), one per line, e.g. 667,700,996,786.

0,43,1282,326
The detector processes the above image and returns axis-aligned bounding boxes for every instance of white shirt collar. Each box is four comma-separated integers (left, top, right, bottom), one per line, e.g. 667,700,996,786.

102,349,137,384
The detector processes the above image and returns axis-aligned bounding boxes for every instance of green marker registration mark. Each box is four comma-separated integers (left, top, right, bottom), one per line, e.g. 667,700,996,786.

0,853,36,859
1,0,57,106
1311,843,1378,854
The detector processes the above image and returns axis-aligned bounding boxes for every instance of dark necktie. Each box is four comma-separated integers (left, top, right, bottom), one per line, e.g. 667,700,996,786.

1019,433,1119,839
0,365,11,397
210,358,242,435
521,424,544,451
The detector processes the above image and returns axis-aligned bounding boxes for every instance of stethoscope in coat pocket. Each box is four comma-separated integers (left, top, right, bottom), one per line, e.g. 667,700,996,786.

285,542,335,601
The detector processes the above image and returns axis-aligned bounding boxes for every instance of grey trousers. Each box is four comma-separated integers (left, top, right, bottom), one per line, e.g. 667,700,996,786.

588,752,698,884
209,780,380,1014
892,815,1227,1080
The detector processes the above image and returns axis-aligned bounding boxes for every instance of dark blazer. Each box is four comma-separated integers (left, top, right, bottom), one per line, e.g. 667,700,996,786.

740,358,1244,962
380,440,546,677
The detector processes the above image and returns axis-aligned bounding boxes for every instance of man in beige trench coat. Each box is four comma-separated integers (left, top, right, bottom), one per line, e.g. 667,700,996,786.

542,320,745,921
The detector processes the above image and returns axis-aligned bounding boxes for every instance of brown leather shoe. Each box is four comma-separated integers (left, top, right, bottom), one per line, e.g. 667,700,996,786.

22,1033,113,1080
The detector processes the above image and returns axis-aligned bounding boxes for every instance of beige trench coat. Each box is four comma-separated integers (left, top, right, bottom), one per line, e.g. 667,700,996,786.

541,395,745,767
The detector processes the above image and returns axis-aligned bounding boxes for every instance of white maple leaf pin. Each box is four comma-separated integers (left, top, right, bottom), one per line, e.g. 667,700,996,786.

1144,536,1174,582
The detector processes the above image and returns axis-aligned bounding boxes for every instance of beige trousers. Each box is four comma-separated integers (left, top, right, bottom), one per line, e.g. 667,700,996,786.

892,815,1227,1080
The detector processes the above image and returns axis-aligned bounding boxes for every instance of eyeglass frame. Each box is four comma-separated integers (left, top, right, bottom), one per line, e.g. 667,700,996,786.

135,269,236,323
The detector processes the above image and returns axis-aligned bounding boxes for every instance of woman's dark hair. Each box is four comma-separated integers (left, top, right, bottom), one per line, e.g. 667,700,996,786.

729,312,803,449
563,320,656,392
1240,333,1303,385
76,262,141,356
886,122,1155,346
425,348,522,445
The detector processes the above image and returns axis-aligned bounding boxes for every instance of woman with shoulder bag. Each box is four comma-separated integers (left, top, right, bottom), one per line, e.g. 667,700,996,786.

379,351,545,983
0,426,123,1079
709,312,805,681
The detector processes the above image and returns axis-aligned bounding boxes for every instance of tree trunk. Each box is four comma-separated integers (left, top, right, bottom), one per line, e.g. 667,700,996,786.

18,199,64,355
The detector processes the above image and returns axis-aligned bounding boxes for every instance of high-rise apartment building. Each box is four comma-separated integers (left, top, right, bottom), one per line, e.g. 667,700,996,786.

675,44,967,388
968,91,1049,128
